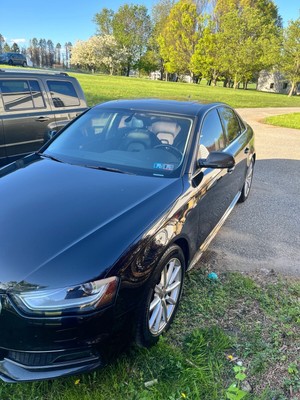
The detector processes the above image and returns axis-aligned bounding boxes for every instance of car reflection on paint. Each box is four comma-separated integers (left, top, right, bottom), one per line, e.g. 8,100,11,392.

0,99,255,382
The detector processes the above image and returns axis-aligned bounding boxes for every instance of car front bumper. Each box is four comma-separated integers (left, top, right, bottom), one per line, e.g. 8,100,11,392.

0,294,129,382
0,350,103,382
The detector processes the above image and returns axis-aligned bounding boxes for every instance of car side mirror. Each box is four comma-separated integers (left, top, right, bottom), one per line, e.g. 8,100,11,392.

197,151,235,169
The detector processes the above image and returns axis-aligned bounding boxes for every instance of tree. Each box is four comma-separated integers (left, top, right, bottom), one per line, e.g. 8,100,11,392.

3,43,10,52
55,43,62,64
39,39,47,67
93,8,114,35
137,50,160,75
65,42,72,68
151,0,175,79
199,0,282,88
112,4,151,75
281,17,300,96
71,35,127,74
47,40,55,66
191,18,222,85
215,0,281,26
0,34,5,53
158,0,200,78
11,42,20,53
29,38,40,66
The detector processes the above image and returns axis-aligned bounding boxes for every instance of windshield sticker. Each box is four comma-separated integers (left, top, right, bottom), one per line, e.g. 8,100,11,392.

153,163,175,171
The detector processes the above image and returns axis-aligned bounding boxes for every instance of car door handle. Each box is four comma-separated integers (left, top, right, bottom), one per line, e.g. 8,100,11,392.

244,147,250,154
36,116,50,122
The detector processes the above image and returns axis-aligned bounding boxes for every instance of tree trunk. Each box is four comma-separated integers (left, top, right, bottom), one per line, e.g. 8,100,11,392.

233,74,239,89
190,71,194,83
288,82,296,97
160,67,164,80
243,80,248,90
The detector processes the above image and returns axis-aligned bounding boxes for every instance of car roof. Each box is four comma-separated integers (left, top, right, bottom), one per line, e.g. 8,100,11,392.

0,69,73,79
2,52,25,56
96,99,224,117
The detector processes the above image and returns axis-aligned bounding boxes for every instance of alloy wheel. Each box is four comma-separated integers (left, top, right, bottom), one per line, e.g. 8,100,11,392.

148,257,182,335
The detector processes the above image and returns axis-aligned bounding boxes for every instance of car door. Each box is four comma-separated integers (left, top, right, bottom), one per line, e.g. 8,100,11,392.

190,108,240,248
0,78,56,163
44,79,87,135
218,106,249,194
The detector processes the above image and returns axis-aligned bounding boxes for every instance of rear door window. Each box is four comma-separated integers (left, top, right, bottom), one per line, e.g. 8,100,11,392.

46,80,80,108
0,79,45,111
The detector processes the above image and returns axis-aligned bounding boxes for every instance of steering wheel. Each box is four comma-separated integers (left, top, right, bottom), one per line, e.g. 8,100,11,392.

154,144,183,158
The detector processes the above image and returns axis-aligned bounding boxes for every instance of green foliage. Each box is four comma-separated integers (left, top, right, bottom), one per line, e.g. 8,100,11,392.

191,0,282,87
11,42,20,53
158,0,200,75
3,42,11,53
281,17,300,96
137,50,160,75
93,8,114,36
191,19,221,83
217,5,281,88
112,4,152,75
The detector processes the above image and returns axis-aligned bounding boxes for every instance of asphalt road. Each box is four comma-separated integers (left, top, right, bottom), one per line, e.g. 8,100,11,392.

203,107,300,277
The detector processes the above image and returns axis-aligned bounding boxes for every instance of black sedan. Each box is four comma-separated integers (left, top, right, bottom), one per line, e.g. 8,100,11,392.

0,99,255,382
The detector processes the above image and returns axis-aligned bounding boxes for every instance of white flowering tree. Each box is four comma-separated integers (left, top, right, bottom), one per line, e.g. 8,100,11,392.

71,35,127,74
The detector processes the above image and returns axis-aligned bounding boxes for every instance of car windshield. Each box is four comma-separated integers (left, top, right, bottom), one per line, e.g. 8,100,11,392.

43,108,193,177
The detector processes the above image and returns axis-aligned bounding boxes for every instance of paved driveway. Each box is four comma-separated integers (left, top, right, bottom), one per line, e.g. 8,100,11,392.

203,107,300,277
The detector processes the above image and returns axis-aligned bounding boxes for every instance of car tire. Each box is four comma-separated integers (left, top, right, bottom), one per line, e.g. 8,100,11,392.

22,61,27,67
135,244,185,348
8,60,13,66
239,158,254,202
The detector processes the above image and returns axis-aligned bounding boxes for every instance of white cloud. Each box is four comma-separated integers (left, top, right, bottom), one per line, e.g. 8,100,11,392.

10,38,27,44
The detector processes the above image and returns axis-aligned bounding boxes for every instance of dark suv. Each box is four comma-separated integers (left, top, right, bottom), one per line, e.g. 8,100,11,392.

0,69,88,166
0,52,27,67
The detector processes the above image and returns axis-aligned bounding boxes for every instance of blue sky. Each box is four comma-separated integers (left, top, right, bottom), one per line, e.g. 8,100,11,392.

1,0,299,50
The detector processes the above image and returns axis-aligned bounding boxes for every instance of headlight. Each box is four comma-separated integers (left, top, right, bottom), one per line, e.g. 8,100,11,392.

11,277,118,316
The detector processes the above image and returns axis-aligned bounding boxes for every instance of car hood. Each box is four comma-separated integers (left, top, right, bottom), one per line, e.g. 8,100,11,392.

0,156,183,290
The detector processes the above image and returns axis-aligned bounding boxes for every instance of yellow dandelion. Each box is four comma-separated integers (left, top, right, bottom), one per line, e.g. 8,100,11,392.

75,379,80,385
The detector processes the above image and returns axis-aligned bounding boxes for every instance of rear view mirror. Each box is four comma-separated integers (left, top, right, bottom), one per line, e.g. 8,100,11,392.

198,151,235,169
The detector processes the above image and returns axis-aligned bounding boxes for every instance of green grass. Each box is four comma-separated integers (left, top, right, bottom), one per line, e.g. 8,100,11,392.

70,73,300,109
264,113,300,130
2,64,300,108
0,269,299,400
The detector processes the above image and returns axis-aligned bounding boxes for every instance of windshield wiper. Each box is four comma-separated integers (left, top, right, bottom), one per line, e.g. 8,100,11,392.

84,164,132,174
36,152,62,163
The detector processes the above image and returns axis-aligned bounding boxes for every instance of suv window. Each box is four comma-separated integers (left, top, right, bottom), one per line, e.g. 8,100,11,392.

47,80,80,108
0,79,45,111
198,108,226,159
218,107,241,144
